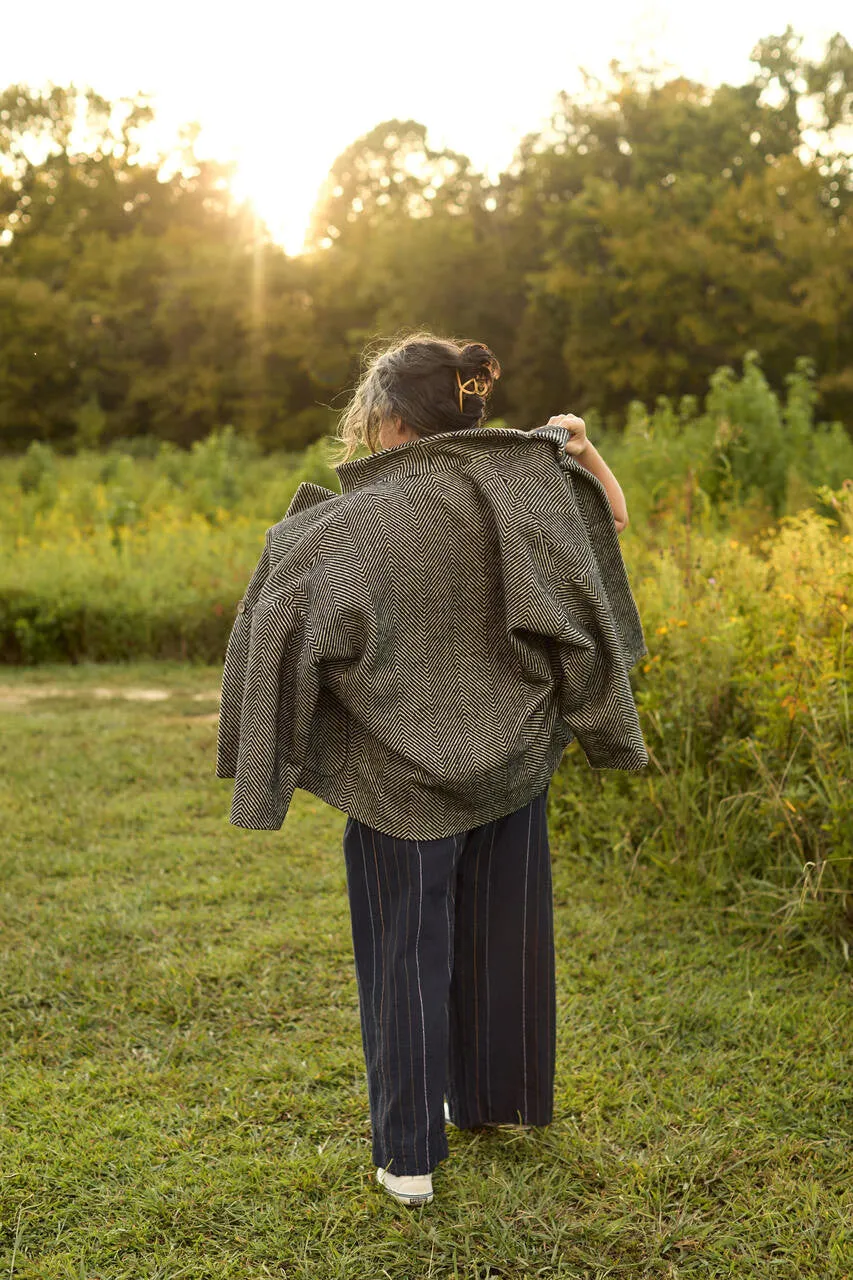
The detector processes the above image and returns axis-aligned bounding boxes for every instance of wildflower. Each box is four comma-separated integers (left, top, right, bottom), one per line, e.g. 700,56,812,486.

676,619,688,627
642,663,651,673
655,624,668,636
707,576,717,585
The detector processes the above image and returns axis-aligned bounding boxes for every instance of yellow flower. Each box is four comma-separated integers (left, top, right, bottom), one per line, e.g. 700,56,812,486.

729,539,739,548
676,619,688,627
642,663,651,673
655,624,669,636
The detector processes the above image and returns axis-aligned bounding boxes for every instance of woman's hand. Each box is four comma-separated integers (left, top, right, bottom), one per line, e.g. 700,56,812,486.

543,414,589,457
542,414,629,531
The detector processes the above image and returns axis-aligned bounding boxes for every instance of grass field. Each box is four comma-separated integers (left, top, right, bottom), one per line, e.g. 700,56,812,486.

1,664,851,1279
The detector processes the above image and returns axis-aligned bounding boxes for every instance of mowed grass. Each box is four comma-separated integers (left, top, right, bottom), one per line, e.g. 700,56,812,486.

0,664,851,1280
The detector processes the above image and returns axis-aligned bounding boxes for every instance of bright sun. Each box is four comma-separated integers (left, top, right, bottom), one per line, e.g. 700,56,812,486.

224,140,328,257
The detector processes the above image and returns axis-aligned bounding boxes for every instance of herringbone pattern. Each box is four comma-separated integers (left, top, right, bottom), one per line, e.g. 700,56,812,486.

216,425,649,839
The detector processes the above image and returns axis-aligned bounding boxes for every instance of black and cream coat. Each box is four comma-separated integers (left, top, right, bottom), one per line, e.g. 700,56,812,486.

215,424,649,839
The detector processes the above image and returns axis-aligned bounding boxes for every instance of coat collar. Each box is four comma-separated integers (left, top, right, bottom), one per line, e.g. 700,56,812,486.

332,425,576,495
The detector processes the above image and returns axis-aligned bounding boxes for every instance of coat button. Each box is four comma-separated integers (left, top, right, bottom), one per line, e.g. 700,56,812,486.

236,599,245,613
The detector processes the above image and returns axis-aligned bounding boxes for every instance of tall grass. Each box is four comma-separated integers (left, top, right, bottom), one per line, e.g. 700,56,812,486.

549,495,853,960
0,427,333,663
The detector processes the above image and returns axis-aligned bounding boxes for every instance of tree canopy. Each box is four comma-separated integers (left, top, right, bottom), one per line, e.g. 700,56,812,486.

1,25,851,452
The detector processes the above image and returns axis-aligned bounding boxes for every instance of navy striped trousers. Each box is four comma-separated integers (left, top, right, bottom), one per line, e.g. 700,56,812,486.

342,783,555,1176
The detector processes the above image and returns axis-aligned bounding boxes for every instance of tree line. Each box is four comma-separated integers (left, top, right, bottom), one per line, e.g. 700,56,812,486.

1,24,852,454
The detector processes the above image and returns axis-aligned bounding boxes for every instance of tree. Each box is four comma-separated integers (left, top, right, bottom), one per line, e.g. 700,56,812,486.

305,119,493,251
0,84,330,449
2,31,852,453
502,32,853,424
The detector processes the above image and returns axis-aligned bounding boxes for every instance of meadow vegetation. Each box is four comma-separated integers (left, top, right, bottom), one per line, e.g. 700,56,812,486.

2,354,852,953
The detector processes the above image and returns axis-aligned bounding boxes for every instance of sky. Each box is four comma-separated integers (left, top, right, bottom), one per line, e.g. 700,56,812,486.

2,0,850,255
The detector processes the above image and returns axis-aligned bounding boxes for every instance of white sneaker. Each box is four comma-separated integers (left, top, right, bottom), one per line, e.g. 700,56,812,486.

376,1166,434,1206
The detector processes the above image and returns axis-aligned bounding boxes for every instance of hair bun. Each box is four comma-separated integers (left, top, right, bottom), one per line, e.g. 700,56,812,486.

460,342,501,382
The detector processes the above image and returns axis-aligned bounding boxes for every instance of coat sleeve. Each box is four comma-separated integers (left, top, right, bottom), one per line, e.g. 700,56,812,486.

534,536,649,770
215,534,272,780
529,423,648,669
225,549,371,830
491,449,649,772
215,484,342,784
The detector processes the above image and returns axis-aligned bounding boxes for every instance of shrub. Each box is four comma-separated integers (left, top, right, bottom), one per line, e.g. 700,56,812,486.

550,482,853,959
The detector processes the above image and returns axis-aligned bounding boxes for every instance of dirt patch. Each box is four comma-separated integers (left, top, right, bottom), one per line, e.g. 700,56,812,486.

0,685,221,707
160,712,220,725
0,685,80,703
92,687,171,701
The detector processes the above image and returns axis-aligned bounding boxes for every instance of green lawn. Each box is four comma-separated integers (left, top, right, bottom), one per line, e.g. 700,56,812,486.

1,664,850,1279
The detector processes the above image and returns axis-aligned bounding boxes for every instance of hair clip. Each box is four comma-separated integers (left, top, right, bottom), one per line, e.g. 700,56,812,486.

456,369,491,414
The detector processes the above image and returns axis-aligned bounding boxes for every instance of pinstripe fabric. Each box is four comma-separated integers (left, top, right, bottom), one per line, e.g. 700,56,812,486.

216,424,649,839
343,783,555,1176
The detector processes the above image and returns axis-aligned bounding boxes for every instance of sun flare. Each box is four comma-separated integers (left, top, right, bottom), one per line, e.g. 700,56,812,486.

224,139,329,257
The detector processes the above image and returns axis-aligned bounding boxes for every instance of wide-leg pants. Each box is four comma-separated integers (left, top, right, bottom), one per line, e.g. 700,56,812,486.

342,783,556,1176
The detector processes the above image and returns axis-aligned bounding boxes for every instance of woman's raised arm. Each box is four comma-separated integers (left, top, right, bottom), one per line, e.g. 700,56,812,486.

540,414,629,533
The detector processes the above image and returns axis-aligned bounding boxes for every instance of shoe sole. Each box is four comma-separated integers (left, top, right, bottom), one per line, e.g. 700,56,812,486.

376,1170,434,1207
382,1189,434,1206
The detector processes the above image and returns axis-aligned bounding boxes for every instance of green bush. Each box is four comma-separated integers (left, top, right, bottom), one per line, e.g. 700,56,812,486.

600,352,853,533
549,490,853,958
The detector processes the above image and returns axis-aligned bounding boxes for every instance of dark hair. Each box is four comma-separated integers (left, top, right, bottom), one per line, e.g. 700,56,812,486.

328,328,501,463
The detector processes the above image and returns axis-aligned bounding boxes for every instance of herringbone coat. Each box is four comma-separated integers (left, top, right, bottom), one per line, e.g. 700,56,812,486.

216,424,649,839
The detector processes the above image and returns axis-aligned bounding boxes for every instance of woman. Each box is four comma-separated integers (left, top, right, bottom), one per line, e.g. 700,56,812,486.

216,330,648,1207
